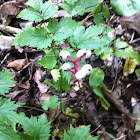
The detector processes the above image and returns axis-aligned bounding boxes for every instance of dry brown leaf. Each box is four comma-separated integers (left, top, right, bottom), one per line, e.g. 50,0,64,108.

52,10,70,18
0,1,24,25
7,59,27,70
0,35,15,50
33,68,48,94
120,11,140,35
16,80,30,89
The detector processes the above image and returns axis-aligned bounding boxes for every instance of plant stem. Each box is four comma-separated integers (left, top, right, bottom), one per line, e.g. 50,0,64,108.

77,81,97,127
22,105,46,113
81,12,93,25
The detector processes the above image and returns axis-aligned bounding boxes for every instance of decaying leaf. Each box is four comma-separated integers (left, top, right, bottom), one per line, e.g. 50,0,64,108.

0,0,24,25
33,68,48,94
120,11,140,35
7,59,27,70
123,58,136,77
0,35,15,50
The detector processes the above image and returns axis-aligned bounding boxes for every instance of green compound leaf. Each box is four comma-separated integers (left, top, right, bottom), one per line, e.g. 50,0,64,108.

102,4,110,19
38,48,57,69
48,18,78,41
89,68,104,88
18,0,58,22
59,0,100,17
114,38,128,49
0,70,16,95
93,87,110,110
13,27,52,49
125,48,140,65
110,0,140,16
42,95,58,111
62,125,99,140
94,13,104,25
65,0,78,5
0,121,20,140
0,97,24,129
95,46,113,59
69,26,112,50
53,74,70,92
62,70,71,83
20,114,51,140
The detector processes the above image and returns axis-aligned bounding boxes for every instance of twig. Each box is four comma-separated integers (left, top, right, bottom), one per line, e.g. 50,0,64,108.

81,12,93,25
111,57,118,91
22,105,46,113
0,25,21,34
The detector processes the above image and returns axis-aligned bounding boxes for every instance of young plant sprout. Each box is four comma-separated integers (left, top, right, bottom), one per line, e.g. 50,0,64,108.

60,49,92,80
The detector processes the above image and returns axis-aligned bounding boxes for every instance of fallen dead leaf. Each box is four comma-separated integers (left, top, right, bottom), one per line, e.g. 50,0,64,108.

0,35,15,50
0,0,24,25
16,80,30,89
7,59,27,70
52,10,70,18
33,68,48,94
120,11,140,35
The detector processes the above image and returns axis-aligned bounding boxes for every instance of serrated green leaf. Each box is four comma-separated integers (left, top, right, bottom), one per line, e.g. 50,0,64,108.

62,70,71,83
0,97,24,129
59,0,100,17
94,13,104,25
51,69,60,82
87,136,100,140
95,46,113,57
110,0,140,16
93,87,110,110
115,49,128,58
17,132,34,140
89,68,104,87
13,27,52,49
135,69,140,77
102,4,110,19
65,0,78,5
18,0,58,22
38,48,57,69
69,26,110,50
0,121,20,140
63,125,91,140
125,48,140,64
114,39,128,49
42,95,58,111
48,18,78,41
20,114,51,140
54,74,70,92
0,70,16,95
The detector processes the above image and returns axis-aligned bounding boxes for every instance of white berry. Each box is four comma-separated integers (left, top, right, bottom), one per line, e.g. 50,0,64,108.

75,69,87,80
77,49,92,59
82,64,92,75
59,51,70,61
76,49,86,58
85,50,92,59
62,63,71,71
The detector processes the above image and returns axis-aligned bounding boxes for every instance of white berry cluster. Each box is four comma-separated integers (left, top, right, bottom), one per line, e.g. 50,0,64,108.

60,49,92,80
75,64,92,80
